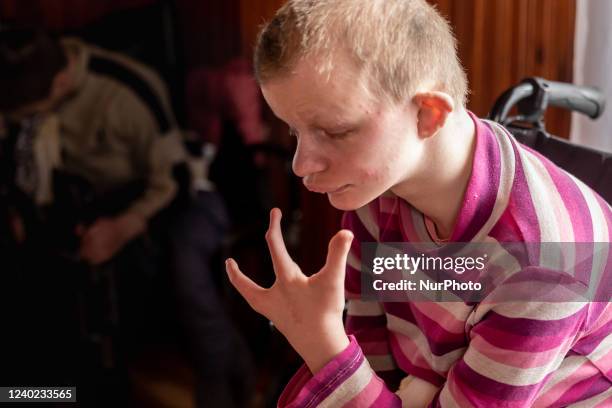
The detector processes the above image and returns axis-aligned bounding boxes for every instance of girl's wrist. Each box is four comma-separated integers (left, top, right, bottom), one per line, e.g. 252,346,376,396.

297,325,350,374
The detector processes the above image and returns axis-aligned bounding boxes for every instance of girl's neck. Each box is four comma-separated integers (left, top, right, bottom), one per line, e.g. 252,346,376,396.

394,108,476,240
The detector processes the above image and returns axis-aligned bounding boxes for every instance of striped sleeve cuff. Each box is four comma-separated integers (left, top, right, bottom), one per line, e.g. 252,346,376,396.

278,335,401,407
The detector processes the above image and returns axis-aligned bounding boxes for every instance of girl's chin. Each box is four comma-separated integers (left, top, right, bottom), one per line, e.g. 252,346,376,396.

327,192,373,211
328,200,358,211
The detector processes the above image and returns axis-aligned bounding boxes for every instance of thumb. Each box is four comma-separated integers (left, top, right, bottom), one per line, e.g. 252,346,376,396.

323,230,354,280
225,258,267,314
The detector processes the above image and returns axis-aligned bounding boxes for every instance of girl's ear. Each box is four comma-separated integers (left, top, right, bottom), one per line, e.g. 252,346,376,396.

412,91,454,138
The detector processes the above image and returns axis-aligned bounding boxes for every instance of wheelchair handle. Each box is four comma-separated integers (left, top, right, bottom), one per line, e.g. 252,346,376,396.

545,79,605,119
489,77,606,126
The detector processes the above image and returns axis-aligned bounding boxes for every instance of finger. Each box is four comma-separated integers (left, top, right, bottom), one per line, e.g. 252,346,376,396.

265,208,296,277
322,229,354,282
225,258,268,313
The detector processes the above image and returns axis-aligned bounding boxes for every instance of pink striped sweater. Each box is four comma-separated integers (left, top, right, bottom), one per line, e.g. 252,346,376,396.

278,115,612,407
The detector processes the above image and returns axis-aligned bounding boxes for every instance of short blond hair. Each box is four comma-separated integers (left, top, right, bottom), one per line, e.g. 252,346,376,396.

254,0,468,107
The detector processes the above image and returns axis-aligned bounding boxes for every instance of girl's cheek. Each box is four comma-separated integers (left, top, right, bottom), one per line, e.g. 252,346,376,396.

362,167,384,183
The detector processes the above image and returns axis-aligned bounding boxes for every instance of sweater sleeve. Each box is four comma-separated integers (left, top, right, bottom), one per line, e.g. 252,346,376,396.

278,335,401,407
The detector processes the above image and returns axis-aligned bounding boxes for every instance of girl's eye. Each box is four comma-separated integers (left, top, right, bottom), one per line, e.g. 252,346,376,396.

326,129,351,139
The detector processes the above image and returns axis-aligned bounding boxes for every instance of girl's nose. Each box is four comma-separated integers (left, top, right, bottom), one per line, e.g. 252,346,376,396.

291,135,327,177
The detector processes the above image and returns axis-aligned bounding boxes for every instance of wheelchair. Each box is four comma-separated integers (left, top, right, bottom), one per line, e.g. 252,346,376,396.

489,77,610,204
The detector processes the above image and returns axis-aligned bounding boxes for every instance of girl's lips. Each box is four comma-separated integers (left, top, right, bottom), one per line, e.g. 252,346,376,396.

328,185,351,194
306,184,351,194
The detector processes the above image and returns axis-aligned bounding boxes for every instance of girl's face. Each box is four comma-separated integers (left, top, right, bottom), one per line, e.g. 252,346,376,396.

261,56,427,211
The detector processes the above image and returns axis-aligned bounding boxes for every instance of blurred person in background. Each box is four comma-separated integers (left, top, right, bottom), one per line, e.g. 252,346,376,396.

0,26,187,404
0,28,253,407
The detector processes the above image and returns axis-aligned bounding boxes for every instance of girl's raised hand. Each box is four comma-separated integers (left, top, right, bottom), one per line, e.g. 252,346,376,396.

225,208,354,373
